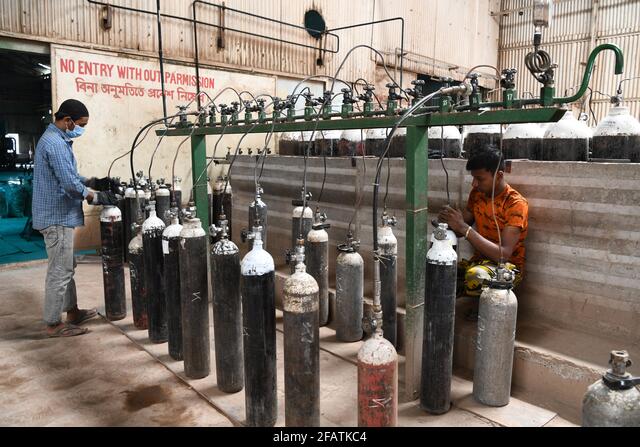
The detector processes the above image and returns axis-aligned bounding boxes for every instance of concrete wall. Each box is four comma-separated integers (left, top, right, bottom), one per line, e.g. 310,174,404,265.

230,155,640,344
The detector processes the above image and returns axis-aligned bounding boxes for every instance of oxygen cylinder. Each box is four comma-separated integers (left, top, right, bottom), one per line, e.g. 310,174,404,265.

171,176,183,212
99,205,127,321
283,240,320,427
502,123,544,160
126,183,144,235
473,267,518,407
365,128,389,156
338,129,366,157
378,213,398,348
542,109,592,161
388,127,406,158
179,210,211,379
115,184,127,259
315,130,341,157
463,124,502,159
582,350,640,427
592,105,640,162
210,216,244,393
427,126,463,159
142,201,167,343
162,208,183,361
307,211,330,326
290,190,313,274
222,177,233,241
155,180,171,227
357,254,398,427
248,185,268,249
212,176,233,243
336,233,364,342
278,131,299,156
123,181,136,262
208,177,215,236
135,183,147,222
128,218,148,330
241,223,277,427
143,185,152,219
421,223,458,414
300,131,317,156
291,205,313,250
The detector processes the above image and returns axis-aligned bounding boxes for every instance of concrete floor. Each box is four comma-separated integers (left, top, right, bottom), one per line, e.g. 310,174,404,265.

0,258,576,427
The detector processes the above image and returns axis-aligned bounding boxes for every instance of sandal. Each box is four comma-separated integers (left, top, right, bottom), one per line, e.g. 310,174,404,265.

66,308,98,326
47,323,89,338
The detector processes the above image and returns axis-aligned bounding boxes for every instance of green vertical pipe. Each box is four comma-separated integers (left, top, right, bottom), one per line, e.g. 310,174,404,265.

191,134,209,231
404,125,429,400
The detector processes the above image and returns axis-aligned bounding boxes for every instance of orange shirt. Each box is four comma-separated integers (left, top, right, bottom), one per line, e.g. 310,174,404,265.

466,184,529,271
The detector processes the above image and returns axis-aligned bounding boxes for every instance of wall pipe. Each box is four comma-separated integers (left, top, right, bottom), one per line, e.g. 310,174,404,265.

328,17,405,94
156,0,168,124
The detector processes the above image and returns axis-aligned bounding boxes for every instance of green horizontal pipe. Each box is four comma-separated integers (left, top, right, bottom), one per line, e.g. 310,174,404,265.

156,107,566,137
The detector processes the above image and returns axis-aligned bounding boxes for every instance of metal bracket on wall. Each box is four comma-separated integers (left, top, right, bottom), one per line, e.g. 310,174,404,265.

100,5,112,31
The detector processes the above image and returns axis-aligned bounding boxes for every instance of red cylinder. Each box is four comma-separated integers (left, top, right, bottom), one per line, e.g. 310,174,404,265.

357,332,398,427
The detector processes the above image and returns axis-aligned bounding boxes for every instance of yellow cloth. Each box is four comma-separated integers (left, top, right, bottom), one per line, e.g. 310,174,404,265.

459,259,522,297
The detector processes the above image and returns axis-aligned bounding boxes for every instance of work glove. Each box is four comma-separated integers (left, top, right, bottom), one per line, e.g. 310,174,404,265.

91,191,119,206
85,176,118,192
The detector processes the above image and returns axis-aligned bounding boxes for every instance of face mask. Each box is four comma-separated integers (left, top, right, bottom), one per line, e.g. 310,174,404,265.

65,120,86,139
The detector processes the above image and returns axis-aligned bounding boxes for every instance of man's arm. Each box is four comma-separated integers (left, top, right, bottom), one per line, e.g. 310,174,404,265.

46,143,90,201
466,225,520,263
438,205,520,262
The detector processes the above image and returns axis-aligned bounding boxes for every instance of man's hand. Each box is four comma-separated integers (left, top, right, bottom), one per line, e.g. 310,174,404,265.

91,191,119,206
438,205,468,234
85,177,118,192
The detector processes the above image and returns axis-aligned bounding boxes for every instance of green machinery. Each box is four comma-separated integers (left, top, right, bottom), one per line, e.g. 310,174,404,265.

157,44,624,398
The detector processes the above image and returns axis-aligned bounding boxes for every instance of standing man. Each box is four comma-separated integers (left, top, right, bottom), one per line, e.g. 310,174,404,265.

33,99,119,337
438,147,529,316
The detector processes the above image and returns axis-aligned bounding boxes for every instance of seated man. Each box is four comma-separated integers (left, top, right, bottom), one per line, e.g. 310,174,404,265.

438,147,529,302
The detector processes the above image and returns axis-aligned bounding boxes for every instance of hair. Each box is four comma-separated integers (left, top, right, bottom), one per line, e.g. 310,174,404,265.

54,99,89,121
465,145,505,173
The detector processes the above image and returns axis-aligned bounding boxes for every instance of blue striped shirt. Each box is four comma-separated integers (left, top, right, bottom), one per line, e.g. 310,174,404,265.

32,124,89,230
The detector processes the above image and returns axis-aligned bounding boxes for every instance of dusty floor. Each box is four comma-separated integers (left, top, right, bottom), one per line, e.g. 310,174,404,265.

0,258,576,427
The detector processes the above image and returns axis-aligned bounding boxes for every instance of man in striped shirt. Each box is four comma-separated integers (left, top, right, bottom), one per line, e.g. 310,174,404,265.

33,99,119,338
